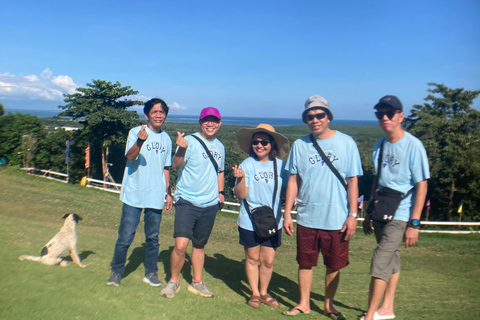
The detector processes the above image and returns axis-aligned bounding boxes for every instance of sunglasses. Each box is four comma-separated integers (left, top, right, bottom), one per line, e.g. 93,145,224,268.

201,117,221,124
306,113,327,121
375,110,399,120
252,140,270,146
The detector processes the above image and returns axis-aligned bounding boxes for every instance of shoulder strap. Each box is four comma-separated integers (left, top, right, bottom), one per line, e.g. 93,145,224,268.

244,159,279,216
309,134,347,191
371,138,386,193
191,134,219,174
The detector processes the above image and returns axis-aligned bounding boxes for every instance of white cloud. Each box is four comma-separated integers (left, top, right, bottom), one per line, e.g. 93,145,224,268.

40,68,52,79
171,101,187,110
25,75,39,82
0,68,79,101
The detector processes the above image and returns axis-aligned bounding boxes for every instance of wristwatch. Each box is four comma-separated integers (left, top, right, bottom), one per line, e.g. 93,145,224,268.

408,219,420,229
348,212,358,218
218,191,225,196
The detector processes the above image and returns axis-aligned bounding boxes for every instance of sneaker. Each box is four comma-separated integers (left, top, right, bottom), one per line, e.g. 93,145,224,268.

143,273,163,287
107,272,121,287
160,280,181,298
188,281,214,298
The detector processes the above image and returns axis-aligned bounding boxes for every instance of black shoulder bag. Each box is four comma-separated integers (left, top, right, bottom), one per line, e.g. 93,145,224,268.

243,159,279,238
310,134,347,191
191,135,219,174
366,138,412,223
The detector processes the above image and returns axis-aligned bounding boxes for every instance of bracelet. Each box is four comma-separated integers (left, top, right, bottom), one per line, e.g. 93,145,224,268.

218,191,225,196
348,212,358,218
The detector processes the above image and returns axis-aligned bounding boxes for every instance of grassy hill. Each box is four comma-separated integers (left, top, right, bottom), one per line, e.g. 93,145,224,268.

0,167,478,319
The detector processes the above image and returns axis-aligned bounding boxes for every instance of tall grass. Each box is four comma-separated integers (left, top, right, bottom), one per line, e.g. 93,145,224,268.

0,167,478,320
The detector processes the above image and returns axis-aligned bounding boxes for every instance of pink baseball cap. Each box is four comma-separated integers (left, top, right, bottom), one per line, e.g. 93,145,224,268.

199,107,221,120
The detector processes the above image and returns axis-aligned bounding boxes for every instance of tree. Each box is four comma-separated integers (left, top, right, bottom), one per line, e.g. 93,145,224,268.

0,102,4,116
59,80,143,180
404,83,480,221
0,113,46,166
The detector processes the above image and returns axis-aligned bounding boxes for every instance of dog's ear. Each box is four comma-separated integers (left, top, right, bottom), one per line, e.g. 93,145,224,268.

73,214,83,222
62,214,70,220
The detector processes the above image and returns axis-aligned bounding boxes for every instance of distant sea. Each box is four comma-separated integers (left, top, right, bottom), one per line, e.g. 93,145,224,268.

5,108,377,127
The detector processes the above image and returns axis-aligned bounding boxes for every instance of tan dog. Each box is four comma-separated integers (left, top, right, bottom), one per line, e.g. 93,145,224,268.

19,213,86,268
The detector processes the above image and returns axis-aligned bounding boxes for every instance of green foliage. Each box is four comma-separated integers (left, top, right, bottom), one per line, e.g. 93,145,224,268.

405,83,480,221
0,102,4,116
59,79,144,179
0,113,46,166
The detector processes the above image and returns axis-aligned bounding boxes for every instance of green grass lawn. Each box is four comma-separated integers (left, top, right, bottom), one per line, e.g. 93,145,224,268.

0,166,479,320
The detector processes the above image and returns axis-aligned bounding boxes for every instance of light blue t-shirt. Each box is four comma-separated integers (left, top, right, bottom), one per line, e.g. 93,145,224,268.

175,133,225,207
372,131,430,222
120,126,172,209
286,132,363,230
237,157,289,231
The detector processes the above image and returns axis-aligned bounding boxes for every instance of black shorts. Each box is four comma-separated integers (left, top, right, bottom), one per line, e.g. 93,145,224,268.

174,198,218,246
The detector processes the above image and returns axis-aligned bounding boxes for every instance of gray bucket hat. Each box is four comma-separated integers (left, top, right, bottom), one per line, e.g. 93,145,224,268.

302,95,333,123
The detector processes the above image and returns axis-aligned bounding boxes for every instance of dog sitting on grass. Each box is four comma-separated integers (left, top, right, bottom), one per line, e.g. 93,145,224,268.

19,213,87,268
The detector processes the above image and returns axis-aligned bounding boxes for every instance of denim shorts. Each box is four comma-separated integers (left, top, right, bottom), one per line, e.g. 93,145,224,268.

174,198,218,246
238,227,282,249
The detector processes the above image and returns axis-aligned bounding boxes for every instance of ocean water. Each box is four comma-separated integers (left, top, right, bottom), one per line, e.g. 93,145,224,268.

5,109,377,126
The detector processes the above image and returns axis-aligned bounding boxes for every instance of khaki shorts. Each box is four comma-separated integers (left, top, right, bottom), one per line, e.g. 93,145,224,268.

370,220,407,281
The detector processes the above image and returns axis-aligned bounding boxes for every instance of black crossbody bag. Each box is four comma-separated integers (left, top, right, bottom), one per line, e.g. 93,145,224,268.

191,135,219,174
243,159,279,239
367,138,412,223
310,134,347,191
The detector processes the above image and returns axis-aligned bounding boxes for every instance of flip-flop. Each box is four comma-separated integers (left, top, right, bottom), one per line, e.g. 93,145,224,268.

260,294,280,307
282,307,311,316
358,312,395,320
247,295,261,308
326,311,347,320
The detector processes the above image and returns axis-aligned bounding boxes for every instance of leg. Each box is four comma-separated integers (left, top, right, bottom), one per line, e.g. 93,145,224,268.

377,271,400,316
69,244,86,268
365,277,388,320
169,237,190,281
191,243,205,282
258,245,276,296
297,266,313,312
244,245,261,297
110,204,141,275
258,245,279,307
143,208,162,275
324,267,340,315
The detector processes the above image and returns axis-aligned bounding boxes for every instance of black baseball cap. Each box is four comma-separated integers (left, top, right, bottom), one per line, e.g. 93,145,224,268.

374,95,403,111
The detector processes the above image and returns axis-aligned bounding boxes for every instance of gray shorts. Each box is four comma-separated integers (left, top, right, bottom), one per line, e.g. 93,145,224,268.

370,220,407,281
174,198,218,246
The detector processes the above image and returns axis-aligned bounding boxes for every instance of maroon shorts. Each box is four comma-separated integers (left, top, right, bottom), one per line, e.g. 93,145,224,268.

296,224,349,271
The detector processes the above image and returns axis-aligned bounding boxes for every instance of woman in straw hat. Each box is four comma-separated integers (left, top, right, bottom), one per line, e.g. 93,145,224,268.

232,124,290,309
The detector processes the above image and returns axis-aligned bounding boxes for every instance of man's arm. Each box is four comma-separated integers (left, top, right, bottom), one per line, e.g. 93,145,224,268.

404,179,428,247
163,168,173,211
283,174,299,237
172,132,188,171
126,125,148,162
218,171,225,209
341,175,359,240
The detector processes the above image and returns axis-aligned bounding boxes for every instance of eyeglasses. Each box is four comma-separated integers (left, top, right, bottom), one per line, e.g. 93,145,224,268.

375,110,399,120
252,140,270,146
306,113,327,121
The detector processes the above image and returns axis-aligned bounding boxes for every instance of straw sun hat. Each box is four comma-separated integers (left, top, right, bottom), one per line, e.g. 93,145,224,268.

236,124,290,158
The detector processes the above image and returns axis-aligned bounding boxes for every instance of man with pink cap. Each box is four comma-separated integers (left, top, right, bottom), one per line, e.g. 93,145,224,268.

161,107,225,299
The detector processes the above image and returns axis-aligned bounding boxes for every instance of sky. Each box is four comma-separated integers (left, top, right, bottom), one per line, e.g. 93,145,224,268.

1,0,479,120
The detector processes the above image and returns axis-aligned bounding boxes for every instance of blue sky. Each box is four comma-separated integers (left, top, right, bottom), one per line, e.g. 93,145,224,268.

1,0,479,120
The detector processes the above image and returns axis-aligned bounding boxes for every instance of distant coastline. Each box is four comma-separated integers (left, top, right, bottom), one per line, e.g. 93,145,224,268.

5,108,378,127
